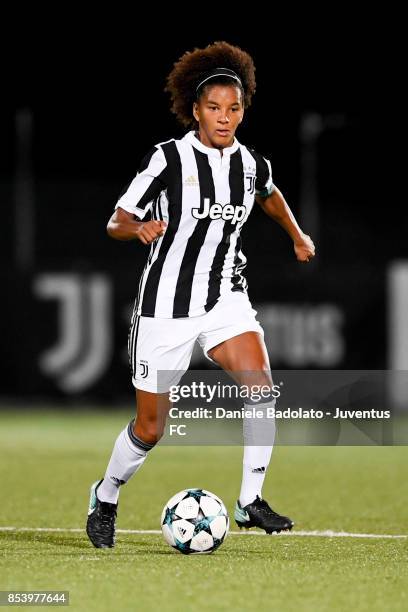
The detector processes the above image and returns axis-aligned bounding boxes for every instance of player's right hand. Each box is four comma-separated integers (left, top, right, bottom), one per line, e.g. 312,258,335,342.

135,220,167,245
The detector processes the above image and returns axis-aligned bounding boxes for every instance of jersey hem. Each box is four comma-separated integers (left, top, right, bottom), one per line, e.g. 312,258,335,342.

136,286,246,319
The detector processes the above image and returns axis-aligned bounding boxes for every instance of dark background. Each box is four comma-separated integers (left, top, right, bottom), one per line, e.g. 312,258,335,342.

1,15,406,400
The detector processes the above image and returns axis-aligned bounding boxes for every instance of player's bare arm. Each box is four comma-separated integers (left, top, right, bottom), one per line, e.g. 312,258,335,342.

107,207,167,244
256,187,316,262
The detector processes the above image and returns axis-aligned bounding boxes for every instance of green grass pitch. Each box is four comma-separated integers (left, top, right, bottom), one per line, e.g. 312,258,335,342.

0,409,407,611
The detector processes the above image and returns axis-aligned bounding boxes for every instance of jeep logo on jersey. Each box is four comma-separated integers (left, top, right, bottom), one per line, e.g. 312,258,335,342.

192,198,247,224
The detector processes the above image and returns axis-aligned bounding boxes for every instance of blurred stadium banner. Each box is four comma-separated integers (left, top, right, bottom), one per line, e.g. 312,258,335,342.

388,261,408,410
0,264,395,400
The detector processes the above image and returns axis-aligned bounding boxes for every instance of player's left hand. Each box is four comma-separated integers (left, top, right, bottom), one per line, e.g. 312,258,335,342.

294,234,315,262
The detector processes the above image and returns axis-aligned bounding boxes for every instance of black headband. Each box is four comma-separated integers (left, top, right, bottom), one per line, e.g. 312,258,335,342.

195,67,243,93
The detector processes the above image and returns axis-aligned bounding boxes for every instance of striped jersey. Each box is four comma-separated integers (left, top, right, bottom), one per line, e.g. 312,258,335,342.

116,130,275,318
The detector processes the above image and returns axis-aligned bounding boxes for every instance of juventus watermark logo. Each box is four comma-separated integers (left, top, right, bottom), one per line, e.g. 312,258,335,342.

34,273,112,393
139,360,149,378
245,175,256,194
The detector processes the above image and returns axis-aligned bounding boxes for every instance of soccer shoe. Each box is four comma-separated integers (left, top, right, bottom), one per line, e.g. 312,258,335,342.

234,496,294,534
86,479,118,548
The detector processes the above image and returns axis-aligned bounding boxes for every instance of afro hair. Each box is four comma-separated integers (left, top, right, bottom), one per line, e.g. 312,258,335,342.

165,41,256,128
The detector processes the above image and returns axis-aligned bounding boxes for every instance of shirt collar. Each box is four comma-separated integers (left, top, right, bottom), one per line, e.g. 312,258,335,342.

184,130,240,157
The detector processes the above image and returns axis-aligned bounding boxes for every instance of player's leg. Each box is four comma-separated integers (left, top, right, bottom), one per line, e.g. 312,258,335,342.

209,329,275,501
201,295,293,533
86,314,197,548
97,389,171,503
208,330,271,381
86,390,171,548
208,331,293,533
208,331,277,501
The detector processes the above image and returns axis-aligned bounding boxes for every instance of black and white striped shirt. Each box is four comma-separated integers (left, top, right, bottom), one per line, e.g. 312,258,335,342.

116,130,275,318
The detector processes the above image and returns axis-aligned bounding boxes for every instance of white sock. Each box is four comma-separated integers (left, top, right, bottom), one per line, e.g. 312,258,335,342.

97,420,154,504
239,399,276,507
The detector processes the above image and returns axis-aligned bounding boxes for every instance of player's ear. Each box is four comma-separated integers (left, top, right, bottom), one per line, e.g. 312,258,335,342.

193,102,200,123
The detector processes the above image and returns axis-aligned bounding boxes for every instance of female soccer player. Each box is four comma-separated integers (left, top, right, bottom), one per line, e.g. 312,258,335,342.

86,41,315,547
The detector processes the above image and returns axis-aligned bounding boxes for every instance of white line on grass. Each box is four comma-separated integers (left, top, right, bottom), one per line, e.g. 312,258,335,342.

0,527,406,539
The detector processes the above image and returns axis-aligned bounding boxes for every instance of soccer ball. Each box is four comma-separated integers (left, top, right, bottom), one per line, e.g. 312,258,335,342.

161,488,229,554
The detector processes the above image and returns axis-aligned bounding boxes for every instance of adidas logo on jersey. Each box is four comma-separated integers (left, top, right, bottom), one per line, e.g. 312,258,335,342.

192,198,247,225
184,175,198,186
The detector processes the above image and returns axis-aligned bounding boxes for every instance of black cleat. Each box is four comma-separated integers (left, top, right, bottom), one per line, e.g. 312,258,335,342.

235,496,294,534
86,480,118,548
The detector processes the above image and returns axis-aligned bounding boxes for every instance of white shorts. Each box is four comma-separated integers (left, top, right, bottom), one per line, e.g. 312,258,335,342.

129,291,264,393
